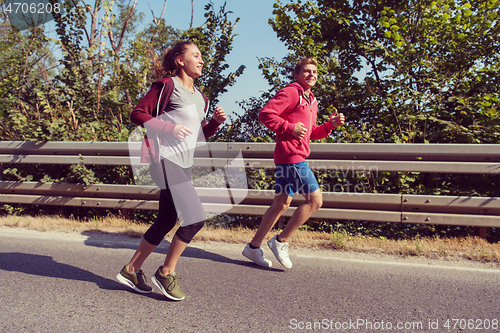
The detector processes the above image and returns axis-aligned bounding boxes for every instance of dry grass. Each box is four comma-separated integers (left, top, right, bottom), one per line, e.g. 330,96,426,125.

0,214,150,236
323,231,500,263
1,215,499,265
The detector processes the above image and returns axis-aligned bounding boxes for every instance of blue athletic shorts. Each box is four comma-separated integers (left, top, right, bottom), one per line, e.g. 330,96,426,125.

275,161,319,197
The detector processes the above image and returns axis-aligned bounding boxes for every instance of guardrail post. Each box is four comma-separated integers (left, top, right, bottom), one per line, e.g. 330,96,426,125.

474,227,488,239
121,208,132,220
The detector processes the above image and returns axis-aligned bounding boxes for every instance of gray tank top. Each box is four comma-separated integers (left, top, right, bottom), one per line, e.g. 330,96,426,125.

157,77,207,168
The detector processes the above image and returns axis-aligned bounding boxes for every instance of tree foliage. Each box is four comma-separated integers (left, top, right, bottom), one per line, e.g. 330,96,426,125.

0,0,244,220
181,2,245,115
266,0,500,144
0,0,244,142
218,0,500,240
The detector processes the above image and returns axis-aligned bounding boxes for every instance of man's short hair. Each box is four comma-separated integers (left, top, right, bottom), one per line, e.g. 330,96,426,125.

294,57,318,76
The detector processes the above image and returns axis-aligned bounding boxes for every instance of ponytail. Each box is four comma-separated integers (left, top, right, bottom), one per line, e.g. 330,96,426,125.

150,41,196,79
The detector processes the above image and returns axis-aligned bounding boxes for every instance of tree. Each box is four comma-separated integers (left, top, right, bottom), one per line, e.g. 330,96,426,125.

181,1,245,117
267,0,500,144
217,54,298,143
0,26,60,140
221,0,500,238
0,0,245,142
0,1,245,221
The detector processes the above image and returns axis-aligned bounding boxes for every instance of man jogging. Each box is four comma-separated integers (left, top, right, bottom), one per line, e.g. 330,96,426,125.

242,57,345,269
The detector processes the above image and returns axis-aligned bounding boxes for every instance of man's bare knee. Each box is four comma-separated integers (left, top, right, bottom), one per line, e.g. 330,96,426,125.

272,200,291,214
272,193,292,214
304,191,323,211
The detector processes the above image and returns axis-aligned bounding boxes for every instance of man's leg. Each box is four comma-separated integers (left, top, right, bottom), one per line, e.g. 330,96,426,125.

249,192,293,248
267,189,322,269
278,189,323,243
242,192,292,267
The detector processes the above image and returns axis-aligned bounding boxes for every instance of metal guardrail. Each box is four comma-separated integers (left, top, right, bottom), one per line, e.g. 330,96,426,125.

0,141,499,235
0,141,499,172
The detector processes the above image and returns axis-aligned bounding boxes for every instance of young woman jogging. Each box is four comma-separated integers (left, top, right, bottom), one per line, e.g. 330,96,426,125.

116,41,226,301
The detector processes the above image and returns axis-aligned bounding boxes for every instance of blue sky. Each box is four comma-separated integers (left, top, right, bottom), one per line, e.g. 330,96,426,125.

37,0,290,118
136,0,290,118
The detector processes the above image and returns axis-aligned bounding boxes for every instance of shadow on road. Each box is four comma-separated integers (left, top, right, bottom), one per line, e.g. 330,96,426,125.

81,230,282,272
0,251,174,301
0,252,122,291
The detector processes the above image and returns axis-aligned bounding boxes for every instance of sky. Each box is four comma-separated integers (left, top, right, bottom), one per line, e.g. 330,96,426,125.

27,0,290,118
135,0,290,118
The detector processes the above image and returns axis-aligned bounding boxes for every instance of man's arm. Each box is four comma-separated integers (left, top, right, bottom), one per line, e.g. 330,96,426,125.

258,90,295,135
310,109,345,140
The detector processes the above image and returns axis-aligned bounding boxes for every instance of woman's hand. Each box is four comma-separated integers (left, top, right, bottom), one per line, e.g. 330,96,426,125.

212,106,227,124
172,125,193,140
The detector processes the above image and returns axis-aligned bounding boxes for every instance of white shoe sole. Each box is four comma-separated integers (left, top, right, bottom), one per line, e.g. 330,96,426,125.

267,239,293,269
151,275,185,301
242,247,272,267
116,273,152,293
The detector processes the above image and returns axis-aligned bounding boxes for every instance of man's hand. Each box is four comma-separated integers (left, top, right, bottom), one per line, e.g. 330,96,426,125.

172,125,193,140
212,106,227,124
330,109,345,128
292,122,308,139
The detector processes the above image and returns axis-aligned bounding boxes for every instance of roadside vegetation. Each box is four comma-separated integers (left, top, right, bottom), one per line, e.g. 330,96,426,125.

1,215,498,265
0,1,499,252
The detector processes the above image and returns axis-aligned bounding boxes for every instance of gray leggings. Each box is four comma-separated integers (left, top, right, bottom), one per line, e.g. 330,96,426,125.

143,159,205,245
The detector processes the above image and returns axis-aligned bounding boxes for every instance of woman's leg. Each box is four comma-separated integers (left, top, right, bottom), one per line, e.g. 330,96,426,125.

139,160,204,274
150,162,206,300
160,235,188,275
125,237,157,273
124,160,179,272
125,187,178,271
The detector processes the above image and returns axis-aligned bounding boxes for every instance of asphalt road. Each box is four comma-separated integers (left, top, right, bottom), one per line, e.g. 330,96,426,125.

0,227,499,333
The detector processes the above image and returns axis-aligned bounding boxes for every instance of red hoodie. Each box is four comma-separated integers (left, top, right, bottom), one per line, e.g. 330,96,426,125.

259,82,335,164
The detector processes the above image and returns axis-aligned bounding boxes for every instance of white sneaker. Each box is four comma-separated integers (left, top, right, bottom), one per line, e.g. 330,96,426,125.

267,235,292,269
242,243,272,267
